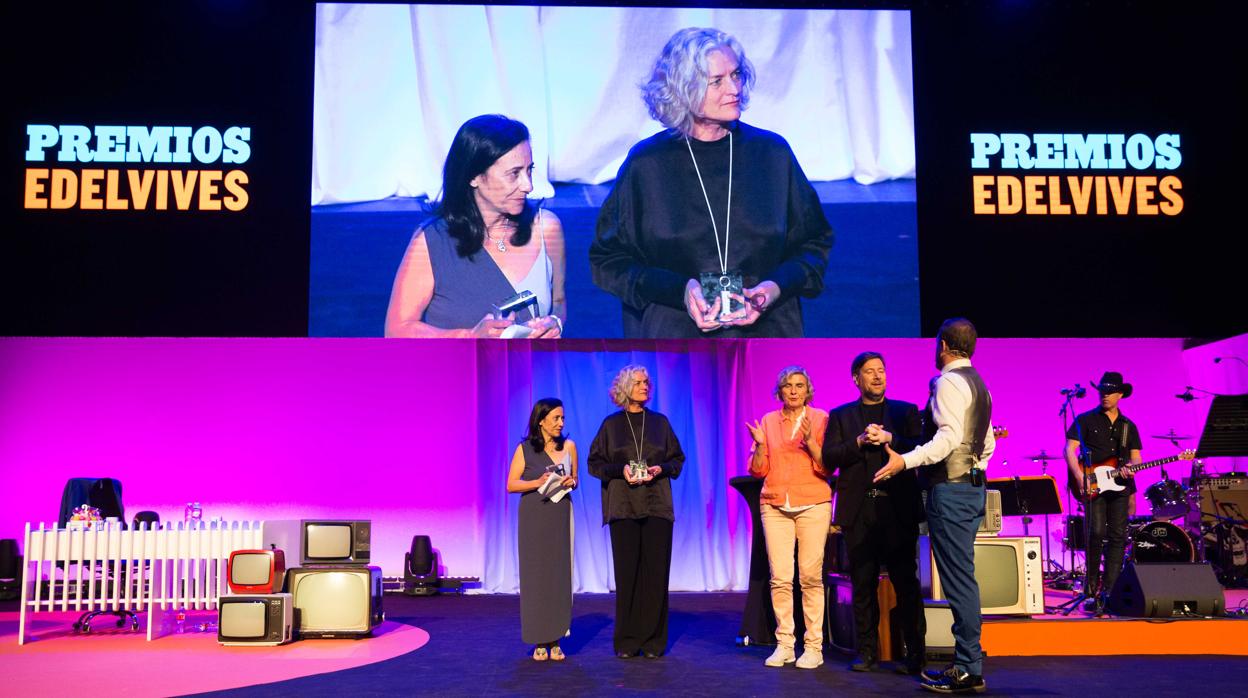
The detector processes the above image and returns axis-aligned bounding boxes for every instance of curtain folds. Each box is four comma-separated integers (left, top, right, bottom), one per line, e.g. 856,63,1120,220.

479,340,754,593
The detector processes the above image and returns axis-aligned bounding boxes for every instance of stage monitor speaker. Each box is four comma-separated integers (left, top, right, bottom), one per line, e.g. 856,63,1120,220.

1107,562,1225,618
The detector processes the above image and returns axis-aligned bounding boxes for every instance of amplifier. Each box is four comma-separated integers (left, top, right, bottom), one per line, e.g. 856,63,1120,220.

1194,475,1247,489
1188,476,1248,527
979,490,1002,534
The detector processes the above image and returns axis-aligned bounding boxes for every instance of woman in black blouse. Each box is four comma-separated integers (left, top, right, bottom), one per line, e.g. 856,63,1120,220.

589,27,833,338
587,365,685,658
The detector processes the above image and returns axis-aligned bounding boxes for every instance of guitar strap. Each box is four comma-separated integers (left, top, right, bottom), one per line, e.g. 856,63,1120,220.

1117,415,1130,459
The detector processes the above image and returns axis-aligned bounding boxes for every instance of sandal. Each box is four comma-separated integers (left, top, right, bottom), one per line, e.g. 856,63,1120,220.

532,646,549,662
550,645,565,661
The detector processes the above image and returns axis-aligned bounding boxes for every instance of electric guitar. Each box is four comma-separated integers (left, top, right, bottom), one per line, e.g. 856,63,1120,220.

1070,449,1196,501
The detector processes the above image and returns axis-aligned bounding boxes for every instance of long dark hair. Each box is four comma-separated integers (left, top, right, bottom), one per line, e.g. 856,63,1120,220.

438,114,535,258
525,398,566,452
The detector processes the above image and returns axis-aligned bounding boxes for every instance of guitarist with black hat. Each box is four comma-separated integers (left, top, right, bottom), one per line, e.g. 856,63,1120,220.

1064,371,1142,614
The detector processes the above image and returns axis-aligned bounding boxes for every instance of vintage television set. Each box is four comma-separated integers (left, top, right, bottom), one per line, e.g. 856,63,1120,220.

217,593,294,646
286,565,384,638
228,549,286,594
263,519,371,566
920,535,1043,615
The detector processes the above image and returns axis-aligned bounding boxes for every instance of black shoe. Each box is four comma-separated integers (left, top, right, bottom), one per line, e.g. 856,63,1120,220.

642,650,663,659
895,654,926,675
923,664,954,681
850,654,878,672
920,665,986,694
616,650,638,659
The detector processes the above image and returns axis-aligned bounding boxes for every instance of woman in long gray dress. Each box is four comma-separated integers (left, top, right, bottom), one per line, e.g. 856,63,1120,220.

507,397,578,661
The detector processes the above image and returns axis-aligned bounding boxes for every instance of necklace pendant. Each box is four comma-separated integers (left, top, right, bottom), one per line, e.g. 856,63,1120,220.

495,240,507,252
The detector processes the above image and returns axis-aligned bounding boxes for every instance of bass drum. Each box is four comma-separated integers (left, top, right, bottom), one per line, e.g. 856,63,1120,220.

1130,520,1194,563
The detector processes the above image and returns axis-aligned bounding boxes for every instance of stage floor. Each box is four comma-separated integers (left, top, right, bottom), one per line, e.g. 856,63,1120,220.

4,592,1246,696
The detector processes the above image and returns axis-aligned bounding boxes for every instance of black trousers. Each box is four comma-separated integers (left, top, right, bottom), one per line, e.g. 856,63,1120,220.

609,516,673,655
1085,490,1130,595
844,496,925,659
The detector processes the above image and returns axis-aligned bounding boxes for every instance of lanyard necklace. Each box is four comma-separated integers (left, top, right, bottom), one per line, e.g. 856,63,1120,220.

685,130,733,275
624,409,646,464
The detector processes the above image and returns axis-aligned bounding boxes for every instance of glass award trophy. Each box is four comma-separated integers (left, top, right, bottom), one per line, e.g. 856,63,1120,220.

699,270,745,322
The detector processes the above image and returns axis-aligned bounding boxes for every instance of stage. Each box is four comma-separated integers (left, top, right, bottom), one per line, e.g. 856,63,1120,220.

4,592,1246,696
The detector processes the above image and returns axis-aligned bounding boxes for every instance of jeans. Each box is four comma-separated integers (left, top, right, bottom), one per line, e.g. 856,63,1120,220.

927,482,986,676
1085,490,1130,595
761,502,832,651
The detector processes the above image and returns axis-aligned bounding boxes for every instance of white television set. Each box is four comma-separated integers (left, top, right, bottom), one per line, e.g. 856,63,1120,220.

921,535,1043,615
217,593,294,646
287,565,383,638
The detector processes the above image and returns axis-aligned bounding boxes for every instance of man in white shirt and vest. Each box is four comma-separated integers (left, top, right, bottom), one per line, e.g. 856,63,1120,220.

876,317,994,694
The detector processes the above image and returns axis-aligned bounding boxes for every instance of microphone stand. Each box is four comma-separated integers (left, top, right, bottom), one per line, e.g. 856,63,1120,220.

1054,386,1092,615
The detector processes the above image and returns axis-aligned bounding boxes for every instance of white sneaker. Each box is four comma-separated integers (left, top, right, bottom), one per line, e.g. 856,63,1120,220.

795,649,824,670
764,645,796,667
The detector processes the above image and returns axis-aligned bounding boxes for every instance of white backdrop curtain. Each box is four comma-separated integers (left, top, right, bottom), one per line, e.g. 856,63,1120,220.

312,4,915,205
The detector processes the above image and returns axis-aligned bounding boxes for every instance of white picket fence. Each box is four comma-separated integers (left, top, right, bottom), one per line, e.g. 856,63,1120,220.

18,520,263,644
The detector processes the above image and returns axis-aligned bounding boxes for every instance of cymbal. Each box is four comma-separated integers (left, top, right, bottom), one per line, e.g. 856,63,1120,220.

1024,452,1060,461
1152,430,1194,441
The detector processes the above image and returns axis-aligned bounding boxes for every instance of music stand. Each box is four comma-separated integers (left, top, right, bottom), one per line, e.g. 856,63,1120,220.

1193,395,1248,565
1195,394,1248,458
987,475,1063,530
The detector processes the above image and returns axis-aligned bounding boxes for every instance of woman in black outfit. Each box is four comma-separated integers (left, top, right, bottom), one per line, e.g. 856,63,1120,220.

588,365,685,658
589,27,833,338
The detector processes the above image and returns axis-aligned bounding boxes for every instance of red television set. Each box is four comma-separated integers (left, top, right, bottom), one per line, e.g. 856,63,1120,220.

227,549,286,594
217,593,294,646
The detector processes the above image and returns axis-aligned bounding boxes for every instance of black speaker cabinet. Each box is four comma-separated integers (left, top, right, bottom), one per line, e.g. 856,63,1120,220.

1107,562,1225,618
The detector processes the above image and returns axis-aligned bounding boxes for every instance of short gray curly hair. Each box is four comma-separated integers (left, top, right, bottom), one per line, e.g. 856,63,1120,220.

774,365,814,405
609,364,651,408
641,27,756,137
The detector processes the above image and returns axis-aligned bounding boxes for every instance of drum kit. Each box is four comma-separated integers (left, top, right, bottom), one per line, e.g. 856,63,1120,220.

1046,430,1248,587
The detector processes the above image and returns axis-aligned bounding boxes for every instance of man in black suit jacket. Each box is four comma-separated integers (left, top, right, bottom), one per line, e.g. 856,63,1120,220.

822,351,926,674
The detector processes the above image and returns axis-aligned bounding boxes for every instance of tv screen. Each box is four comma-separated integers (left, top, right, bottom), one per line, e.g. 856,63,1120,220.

220,600,266,638
976,544,1021,608
231,553,273,586
309,4,920,339
306,523,353,560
